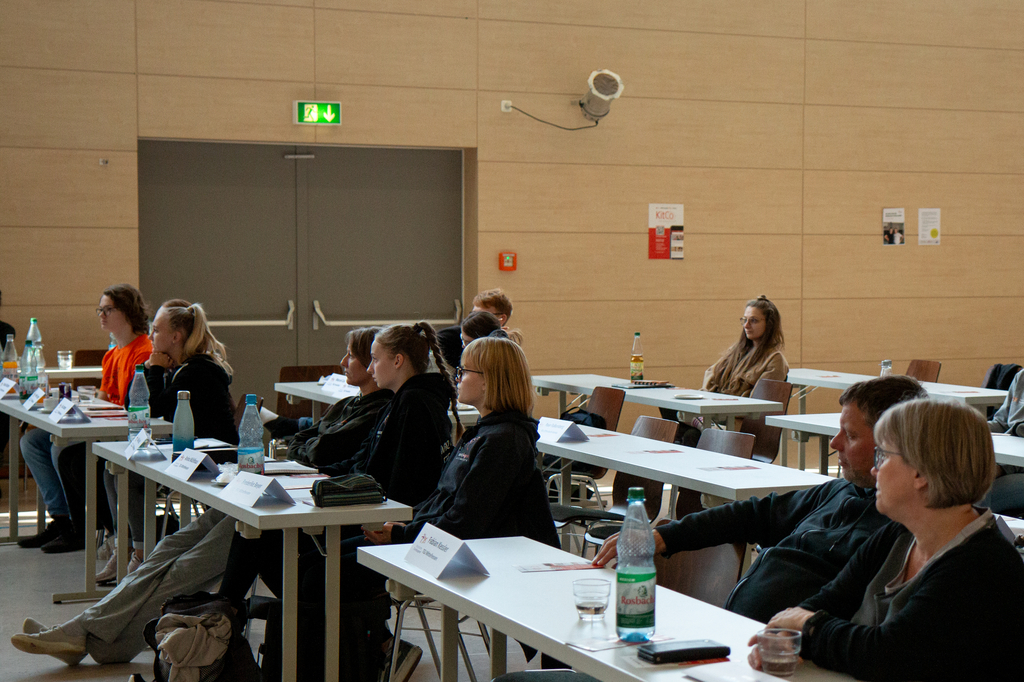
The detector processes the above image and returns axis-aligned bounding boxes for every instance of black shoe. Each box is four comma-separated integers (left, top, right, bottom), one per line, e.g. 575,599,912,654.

18,517,73,549
40,530,85,554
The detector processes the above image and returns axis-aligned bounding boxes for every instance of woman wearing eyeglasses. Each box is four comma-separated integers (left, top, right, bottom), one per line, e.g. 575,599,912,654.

16,284,152,554
749,399,1024,680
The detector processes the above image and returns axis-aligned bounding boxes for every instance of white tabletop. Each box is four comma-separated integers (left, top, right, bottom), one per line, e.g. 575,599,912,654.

92,441,412,530
359,537,850,682
274,381,480,426
786,368,1007,408
540,426,832,500
768,413,1024,469
533,374,783,417
43,365,104,380
0,395,171,440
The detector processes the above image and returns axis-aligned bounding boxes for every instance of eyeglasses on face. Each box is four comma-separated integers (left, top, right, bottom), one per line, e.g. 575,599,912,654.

455,366,484,381
740,316,765,325
874,446,901,469
96,306,118,317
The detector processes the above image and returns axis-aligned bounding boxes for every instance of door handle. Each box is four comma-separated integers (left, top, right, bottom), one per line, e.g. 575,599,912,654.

208,300,295,330
312,299,462,331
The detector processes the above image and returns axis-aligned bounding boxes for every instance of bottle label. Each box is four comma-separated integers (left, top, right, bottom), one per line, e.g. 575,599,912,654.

616,571,656,628
630,359,644,381
237,447,264,475
128,405,150,430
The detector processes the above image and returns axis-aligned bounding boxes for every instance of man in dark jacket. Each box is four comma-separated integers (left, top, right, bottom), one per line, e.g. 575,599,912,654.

594,374,927,623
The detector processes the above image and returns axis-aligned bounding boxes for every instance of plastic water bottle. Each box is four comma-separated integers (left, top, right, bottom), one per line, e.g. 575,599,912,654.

18,341,38,400
880,359,893,377
35,344,48,397
237,394,264,475
616,487,656,642
127,364,151,437
2,334,18,386
172,390,195,456
26,318,41,346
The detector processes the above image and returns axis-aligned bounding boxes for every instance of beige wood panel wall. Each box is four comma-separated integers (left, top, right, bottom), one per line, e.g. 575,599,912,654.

2,1,1022,421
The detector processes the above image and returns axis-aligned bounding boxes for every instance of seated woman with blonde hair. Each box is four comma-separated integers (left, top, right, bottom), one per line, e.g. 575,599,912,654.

749,399,1024,680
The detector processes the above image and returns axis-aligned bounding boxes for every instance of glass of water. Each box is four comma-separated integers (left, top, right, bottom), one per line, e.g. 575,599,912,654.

57,350,73,370
573,579,611,620
757,628,801,677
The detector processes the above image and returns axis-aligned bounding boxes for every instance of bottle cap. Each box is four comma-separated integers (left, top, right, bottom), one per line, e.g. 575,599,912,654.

30,318,37,323
177,390,190,400
25,340,32,347
136,364,145,371
634,331,640,336
245,394,258,405
627,487,645,502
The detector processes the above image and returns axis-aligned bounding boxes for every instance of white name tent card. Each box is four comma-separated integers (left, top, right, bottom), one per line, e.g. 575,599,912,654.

405,523,489,579
221,471,295,508
23,387,45,410
323,373,359,399
46,397,75,423
166,448,219,481
537,417,589,444
0,377,15,397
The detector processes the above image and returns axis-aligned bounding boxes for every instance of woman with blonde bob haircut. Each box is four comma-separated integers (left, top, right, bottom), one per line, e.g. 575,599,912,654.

459,333,533,415
750,399,1024,681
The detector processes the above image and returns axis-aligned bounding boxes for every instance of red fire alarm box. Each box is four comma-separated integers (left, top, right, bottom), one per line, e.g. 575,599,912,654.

499,252,517,271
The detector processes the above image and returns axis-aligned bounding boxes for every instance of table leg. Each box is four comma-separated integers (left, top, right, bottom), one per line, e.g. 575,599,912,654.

312,401,322,422
117,462,129,582
53,441,111,602
180,494,192,527
323,525,341,682
2,413,20,543
36,486,45,534
440,604,459,682
798,392,807,470
558,391,567,416
819,436,830,476
282,527,299,682
489,629,507,679
780,430,789,467
559,457,572,551
726,415,736,431
144,478,157,558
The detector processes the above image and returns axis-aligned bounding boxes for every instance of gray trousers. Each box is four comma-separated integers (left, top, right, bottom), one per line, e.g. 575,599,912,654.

77,507,234,663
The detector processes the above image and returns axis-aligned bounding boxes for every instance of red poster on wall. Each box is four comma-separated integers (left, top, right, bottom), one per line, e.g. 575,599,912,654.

648,226,670,259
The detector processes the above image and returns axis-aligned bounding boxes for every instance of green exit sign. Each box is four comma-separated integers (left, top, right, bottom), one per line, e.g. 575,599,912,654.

294,101,341,125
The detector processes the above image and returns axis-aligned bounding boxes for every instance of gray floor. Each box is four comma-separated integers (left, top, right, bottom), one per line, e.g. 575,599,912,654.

0,478,536,682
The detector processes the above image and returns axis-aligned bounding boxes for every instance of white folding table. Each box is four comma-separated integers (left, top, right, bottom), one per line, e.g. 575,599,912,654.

94,440,412,682
0,395,171,602
42,365,104,381
359,536,852,682
532,374,783,431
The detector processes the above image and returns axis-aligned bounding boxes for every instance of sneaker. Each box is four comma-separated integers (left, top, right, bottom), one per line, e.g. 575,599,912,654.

127,550,142,575
96,533,115,562
96,548,118,585
23,617,49,634
17,517,71,549
40,530,85,554
385,640,421,682
10,625,87,666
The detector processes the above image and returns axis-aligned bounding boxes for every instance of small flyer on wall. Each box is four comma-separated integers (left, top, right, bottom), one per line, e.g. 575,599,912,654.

882,208,905,245
648,203,684,260
918,208,940,245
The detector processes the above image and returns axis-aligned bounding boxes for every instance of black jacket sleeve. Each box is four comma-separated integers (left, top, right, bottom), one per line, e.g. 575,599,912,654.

798,525,1024,681
657,482,835,555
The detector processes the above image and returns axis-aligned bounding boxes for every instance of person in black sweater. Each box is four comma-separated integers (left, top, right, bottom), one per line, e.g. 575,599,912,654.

262,327,394,465
749,400,1024,681
593,375,928,623
101,299,238,577
219,321,459,607
364,334,557,548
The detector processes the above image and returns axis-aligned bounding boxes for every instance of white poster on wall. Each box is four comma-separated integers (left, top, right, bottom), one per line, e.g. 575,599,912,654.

918,208,940,245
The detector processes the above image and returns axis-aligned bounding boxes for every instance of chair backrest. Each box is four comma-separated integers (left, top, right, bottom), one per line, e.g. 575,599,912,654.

276,365,343,419
739,378,793,464
672,430,758,518
72,348,108,389
653,519,745,607
608,416,679,520
585,386,625,432
905,359,941,383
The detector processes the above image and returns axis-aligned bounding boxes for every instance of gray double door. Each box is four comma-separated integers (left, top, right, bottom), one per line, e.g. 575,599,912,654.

139,141,463,404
